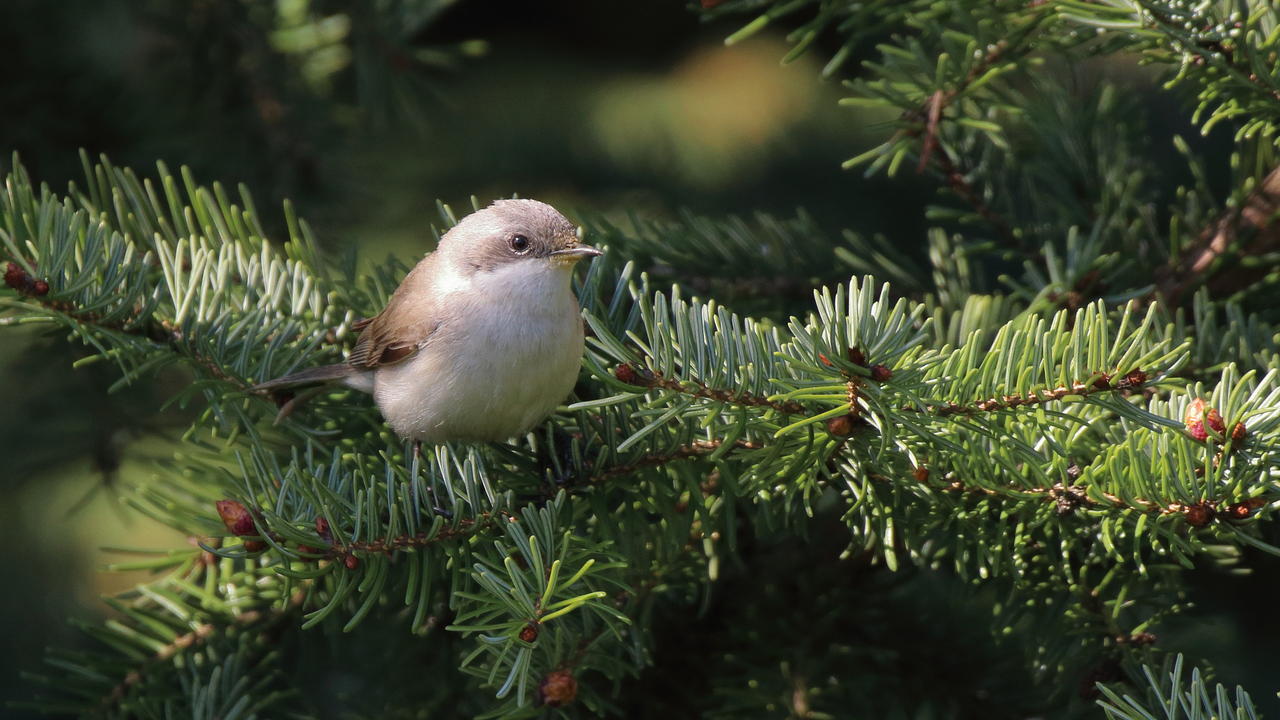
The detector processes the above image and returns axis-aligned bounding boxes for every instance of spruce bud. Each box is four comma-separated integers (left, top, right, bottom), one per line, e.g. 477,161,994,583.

1183,398,1225,441
539,669,578,707
216,499,255,536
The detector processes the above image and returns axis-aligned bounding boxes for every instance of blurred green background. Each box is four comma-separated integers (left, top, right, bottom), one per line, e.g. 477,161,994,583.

3,0,1276,716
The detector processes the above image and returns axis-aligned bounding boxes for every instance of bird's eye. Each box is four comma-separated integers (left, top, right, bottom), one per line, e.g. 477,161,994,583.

510,234,530,253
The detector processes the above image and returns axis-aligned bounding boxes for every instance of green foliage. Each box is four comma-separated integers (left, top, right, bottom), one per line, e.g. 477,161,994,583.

1098,654,1259,720
7,0,1280,716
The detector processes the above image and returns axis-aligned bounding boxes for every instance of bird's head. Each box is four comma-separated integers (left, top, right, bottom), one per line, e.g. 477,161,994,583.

442,198,602,275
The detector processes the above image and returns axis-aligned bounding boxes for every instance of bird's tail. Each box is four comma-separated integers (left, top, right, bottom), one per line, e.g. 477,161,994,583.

252,363,358,393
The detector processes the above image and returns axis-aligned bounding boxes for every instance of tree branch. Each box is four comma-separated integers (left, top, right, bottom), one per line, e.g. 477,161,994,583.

1157,166,1280,304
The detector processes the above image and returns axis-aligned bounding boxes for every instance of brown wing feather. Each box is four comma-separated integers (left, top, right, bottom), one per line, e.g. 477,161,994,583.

346,257,440,370
347,311,437,369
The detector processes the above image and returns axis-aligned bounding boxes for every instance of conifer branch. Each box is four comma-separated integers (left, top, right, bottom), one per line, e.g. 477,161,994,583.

589,437,764,484
102,590,305,712
902,39,1026,253
911,369,1149,416
613,363,806,415
1158,165,1280,304
3,261,250,387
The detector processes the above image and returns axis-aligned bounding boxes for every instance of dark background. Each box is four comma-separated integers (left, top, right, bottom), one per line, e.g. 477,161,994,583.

2,0,1274,716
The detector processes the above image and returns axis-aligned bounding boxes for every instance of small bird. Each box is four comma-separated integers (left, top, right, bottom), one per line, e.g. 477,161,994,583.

254,199,601,444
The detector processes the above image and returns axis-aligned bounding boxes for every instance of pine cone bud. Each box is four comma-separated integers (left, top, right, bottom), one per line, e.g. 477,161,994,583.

827,414,856,437
1183,503,1212,527
614,363,639,385
1117,369,1148,389
4,262,25,291
913,466,929,483
539,669,578,708
847,347,866,366
869,365,892,382
4,262,49,296
344,553,360,570
1183,398,1225,441
242,539,267,553
1230,421,1247,443
215,500,255,536
519,624,539,643
315,516,332,542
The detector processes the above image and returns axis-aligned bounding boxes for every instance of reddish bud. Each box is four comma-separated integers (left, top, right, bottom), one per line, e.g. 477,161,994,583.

847,347,866,366
1183,503,1212,527
1091,374,1111,390
315,516,332,542
1184,398,1225,441
827,414,856,437
215,500,255,536
818,353,833,368
1226,503,1252,520
1121,632,1157,646
870,365,892,382
519,624,539,643
1225,498,1265,520
344,553,360,570
297,544,321,556
242,540,267,553
3,262,25,291
539,670,578,708
1230,422,1247,443
30,279,49,296
1116,370,1148,390
913,466,929,483
614,363,639,385
700,0,726,7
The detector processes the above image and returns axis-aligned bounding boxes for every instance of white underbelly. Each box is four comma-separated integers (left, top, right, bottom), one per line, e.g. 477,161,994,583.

372,295,584,443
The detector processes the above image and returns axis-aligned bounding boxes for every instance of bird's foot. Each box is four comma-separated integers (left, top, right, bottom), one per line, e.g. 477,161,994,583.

410,440,453,518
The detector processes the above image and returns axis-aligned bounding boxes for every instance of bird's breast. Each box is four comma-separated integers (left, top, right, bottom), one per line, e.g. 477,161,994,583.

372,264,585,443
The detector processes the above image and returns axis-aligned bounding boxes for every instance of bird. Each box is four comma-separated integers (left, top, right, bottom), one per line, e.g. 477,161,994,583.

253,199,602,445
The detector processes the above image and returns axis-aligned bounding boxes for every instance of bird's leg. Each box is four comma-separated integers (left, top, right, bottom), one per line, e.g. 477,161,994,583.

413,440,452,518
541,424,580,493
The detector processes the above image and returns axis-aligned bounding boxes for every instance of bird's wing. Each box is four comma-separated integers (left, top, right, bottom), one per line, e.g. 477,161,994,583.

347,259,441,370
347,304,438,369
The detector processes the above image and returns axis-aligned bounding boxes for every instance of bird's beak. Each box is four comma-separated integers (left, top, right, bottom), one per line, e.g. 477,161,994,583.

551,245,603,262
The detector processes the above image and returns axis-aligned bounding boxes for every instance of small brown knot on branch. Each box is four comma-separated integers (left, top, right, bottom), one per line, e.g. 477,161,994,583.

826,414,863,437
1225,498,1266,521
1182,501,1214,528
1115,632,1157,647
1114,369,1148,392
538,669,578,708
1049,483,1088,516
4,262,49,296
519,624,539,643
